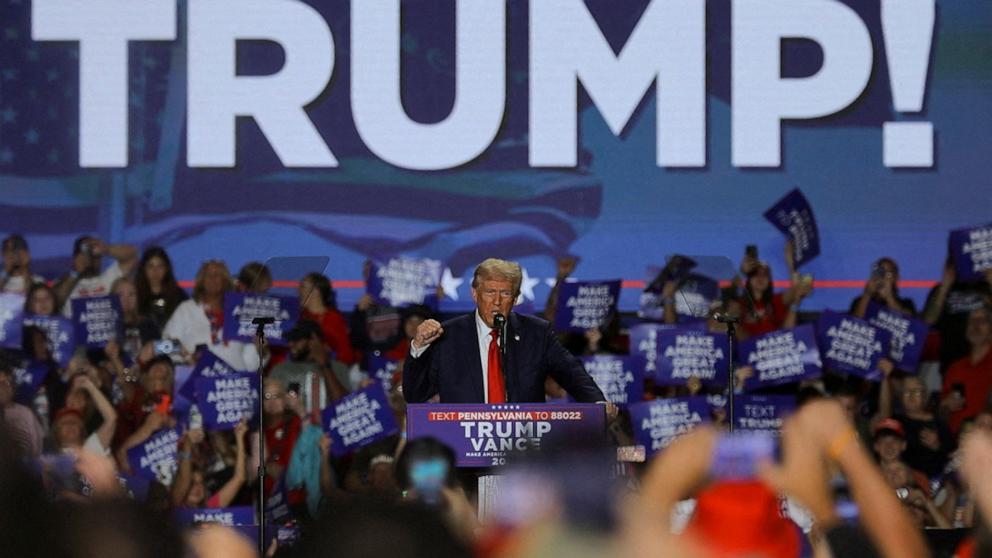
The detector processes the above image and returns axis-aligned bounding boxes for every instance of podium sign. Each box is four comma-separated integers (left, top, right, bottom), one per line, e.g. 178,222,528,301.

406,403,606,467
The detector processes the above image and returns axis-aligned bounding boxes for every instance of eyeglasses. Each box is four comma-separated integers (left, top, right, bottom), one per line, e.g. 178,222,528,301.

481,289,515,301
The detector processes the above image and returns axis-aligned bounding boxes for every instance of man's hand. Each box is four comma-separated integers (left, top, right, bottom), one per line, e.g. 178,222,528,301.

556,256,578,280
641,425,717,508
412,319,444,349
356,293,374,312
790,399,853,452
758,409,837,527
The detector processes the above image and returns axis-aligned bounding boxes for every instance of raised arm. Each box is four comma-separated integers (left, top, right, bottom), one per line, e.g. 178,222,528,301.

211,420,248,508
172,428,205,507
78,376,117,451
923,263,955,325
542,256,577,322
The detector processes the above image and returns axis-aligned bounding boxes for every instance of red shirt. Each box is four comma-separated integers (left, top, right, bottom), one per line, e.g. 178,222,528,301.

264,414,301,495
738,293,788,337
942,347,992,433
302,309,357,365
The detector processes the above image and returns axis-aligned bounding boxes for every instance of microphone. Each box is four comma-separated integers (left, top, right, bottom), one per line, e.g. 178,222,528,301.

493,313,507,347
251,316,276,339
712,312,740,324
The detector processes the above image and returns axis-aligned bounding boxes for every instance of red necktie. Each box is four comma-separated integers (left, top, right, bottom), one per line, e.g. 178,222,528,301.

487,329,506,403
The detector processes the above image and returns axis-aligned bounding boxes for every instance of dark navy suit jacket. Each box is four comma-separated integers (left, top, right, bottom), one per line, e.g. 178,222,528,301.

402,311,605,403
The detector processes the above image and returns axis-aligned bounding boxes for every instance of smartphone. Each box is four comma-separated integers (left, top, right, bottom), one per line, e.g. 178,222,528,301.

154,339,177,355
409,457,449,506
189,406,203,430
746,245,758,259
709,433,775,481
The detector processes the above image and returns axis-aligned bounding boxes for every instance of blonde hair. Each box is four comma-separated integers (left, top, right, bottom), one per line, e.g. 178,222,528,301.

193,260,233,302
471,258,522,295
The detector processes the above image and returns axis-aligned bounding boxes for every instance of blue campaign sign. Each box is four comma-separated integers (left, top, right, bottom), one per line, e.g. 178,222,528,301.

577,355,643,407
367,352,400,386
406,403,605,467
949,224,992,282
763,188,821,268
732,395,795,436
22,314,75,369
126,427,180,485
223,293,299,346
14,360,50,405
865,303,929,373
321,382,398,457
175,506,255,527
629,397,710,458
738,325,822,391
656,330,728,387
178,350,242,401
816,310,892,380
0,293,25,349
195,373,259,430
367,257,443,308
629,323,673,380
554,279,621,333
71,295,123,348
117,472,152,502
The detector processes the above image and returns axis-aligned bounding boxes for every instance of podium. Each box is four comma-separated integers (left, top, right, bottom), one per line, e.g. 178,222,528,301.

405,403,606,467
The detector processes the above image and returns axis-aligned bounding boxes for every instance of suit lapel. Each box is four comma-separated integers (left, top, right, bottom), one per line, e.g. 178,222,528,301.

460,314,485,402
505,312,522,401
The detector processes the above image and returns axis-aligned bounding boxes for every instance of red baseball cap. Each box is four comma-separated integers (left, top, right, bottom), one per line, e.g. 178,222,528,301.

872,418,906,439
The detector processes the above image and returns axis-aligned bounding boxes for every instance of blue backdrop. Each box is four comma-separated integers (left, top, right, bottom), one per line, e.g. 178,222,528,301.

1,1,989,312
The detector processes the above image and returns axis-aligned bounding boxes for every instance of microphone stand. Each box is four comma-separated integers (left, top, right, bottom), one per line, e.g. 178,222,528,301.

252,316,275,556
715,280,759,434
713,312,740,433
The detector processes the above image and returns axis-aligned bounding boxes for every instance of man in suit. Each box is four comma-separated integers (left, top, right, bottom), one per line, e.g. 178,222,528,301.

403,258,613,415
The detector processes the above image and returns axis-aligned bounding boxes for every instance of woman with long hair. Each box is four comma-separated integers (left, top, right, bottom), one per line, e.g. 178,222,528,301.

736,243,812,338
23,283,57,316
163,260,259,371
135,246,188,329
299,272,356,366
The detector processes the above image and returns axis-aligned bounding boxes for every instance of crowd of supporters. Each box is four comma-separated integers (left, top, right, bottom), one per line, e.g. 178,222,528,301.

1,232,992,557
